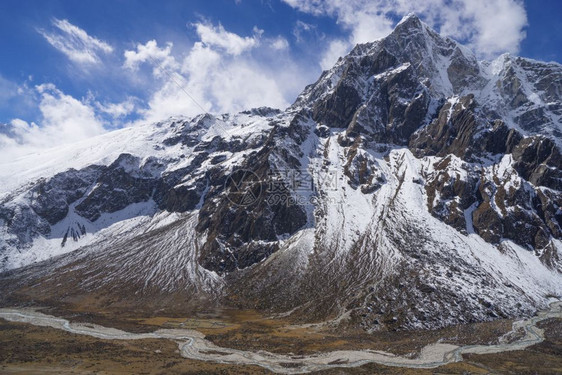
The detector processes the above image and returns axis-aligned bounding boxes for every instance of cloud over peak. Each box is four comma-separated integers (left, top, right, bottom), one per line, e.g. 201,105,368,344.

121,21,295,124
284,0,528,62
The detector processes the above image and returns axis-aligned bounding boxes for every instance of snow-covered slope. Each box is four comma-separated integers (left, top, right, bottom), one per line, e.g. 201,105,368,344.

0,14,561,331
0,109,278,269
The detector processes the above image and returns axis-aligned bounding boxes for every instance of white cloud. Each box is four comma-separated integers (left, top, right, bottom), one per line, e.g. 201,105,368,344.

271,37,290,50
35,84,104,137
284,0,528,59
0,84,106,160
95,97,136,119
38,18,113,64
123,22,309,124
287,1,394,44
284,1,395,70
123,40,177,74
455,0,527,56
123,40,211,122
193,22,260,55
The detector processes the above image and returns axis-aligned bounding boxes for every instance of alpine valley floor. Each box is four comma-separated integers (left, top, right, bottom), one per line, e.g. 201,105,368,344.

0,302,561,374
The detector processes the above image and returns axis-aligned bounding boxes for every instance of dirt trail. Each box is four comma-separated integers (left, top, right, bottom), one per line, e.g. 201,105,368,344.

1,301,561,374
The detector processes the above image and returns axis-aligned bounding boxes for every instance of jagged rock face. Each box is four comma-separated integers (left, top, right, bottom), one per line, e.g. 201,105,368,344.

512,137,562,189
408,95,561,251
30,166,104,225
1,15,562,331
195,136,308,274
421,156,478,234
75,155,157,222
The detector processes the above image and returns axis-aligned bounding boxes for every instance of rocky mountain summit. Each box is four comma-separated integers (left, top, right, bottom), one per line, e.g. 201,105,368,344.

1,14,561,331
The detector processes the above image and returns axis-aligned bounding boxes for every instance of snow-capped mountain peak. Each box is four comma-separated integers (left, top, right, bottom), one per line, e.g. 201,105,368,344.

1,16,561,331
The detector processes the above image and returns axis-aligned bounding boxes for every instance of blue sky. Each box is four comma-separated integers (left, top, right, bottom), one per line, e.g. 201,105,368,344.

0,0,560,156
